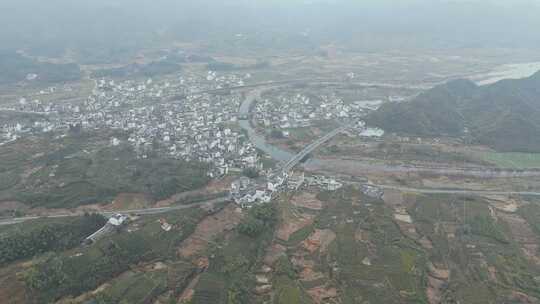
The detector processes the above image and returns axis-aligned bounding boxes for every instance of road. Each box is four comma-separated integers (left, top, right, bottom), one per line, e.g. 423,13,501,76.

189,78,430,97
0,108,50,115
0,196,229,226
307,158,540,178
281,126,346,172
374,185,540,197
236,85,540,179
4,81,539,226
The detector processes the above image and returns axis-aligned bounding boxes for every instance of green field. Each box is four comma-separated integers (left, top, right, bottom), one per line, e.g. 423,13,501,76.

98,270,168,304
192,204,277,304
0,214,106,265
481,152,540,169
274,275,313,304
0,131,210,208
23,207,207,303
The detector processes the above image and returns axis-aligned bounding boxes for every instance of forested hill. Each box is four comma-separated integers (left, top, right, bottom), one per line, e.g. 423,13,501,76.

0,51,81,85
366,71,540,152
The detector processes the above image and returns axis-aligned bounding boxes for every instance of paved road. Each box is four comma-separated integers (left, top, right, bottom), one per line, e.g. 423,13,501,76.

0,108,50,115
307,158,540,179
0,196,229,226
236,85,540,179
375,184,540,197
281,126,346,172
190,78,429,97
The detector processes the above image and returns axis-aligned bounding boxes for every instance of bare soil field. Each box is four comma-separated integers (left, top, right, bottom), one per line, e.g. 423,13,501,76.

498,212,540,265
155,177,232,207
302,229,336,254
263,243,287,266
0,264,28,304
177,204,243,258
291,192,323,210
110,193,152,210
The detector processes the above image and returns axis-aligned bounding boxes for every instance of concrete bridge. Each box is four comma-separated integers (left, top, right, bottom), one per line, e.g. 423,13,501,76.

280,126,346,172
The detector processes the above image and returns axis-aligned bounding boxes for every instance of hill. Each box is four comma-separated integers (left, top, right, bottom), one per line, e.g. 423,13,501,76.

367,71,540,152
0,51,81,85
0,131,209,209
3,187,540,303
91,58,183,79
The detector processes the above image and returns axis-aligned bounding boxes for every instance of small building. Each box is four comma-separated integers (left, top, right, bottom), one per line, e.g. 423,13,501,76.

326,179,343,191
361,184,383,198
231,176,252,195
108,214,128,226
159,218,172,232
359,127,384,138
83,214,128,245
287,171,305,190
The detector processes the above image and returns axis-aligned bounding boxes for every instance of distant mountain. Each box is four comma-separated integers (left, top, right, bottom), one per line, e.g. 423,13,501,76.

366,71,540,152
0,51,81,85
91,59,182,79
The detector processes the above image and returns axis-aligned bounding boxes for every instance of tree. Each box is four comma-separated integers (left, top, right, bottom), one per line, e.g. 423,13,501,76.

0,214,106,265
238,204,277,237
270,130,284,139
238,217,265,237
242,168,259,179
251,203,277,223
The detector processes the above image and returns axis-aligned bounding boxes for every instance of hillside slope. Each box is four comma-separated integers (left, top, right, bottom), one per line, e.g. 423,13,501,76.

367,71,540,152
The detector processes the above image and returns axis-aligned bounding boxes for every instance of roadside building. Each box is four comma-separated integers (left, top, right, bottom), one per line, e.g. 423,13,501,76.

287,171,305,190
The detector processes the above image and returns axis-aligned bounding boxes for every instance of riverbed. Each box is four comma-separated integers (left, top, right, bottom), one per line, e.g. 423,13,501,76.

470,61,540,85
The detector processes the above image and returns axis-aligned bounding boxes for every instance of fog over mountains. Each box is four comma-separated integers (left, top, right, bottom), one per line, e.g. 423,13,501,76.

1,0,540,59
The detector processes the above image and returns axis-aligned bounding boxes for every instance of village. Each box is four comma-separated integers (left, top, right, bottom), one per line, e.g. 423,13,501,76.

253,89,385,138
230,170,345,208
0,71,261,177
1,67,388,189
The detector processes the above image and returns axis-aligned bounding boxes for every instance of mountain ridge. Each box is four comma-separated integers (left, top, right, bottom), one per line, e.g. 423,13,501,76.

366,70,540,152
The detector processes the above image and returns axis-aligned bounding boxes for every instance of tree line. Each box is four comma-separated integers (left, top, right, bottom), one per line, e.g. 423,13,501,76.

0,213,106,265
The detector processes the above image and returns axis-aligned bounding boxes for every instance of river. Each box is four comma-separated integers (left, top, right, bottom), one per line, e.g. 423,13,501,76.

238,89,294,162
237,82,540,178
471,61,540,85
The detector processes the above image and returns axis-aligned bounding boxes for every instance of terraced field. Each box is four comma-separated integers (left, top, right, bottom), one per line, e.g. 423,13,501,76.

1,185,540,303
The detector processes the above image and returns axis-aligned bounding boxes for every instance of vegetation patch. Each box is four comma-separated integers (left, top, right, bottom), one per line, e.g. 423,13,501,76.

94,270,167,304
0,131,210,208
23,208,206,302
481,152,540,169
0,214,106,265
367,73,540,152
274,275,313,304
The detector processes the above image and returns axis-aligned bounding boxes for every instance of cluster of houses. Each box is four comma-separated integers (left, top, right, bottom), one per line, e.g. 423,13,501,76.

253,91,380,128
2,67,388,205
231,170,344,208
1,71,264,176
252,91,385,139
254,92,352,130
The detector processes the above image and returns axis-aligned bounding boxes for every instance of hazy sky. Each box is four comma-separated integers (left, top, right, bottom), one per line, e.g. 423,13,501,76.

1,0,539,57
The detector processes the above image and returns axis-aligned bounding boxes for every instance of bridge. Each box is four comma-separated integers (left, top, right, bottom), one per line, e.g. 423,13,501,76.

280,126,347,172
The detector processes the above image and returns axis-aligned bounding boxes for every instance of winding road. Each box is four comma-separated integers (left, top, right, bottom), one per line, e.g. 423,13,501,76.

3,81,540,226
